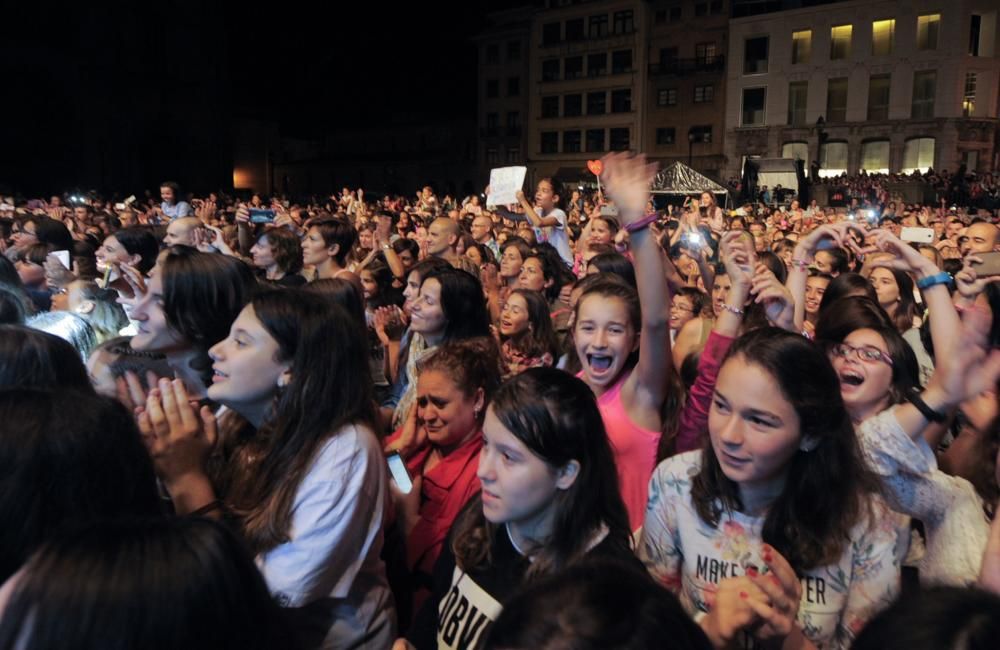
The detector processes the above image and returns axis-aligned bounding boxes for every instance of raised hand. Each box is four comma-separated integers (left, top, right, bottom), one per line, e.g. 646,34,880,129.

955,257,1000,300
599,152,657,221
44,253,76,290
864,229,938,276
796,221,866,258
719,231,755,290
932,306,1000,406
751,264,795,331
118,263,148,301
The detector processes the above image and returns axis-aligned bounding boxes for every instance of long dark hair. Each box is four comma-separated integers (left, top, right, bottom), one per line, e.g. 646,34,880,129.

484,559,712,650
818,272,878,315
363,262,402,310
852,586,1000,650
160,246,257,388
218,289,377,554
503,289,560,362
0,517,295,650
814,295,892,345
26,215,73,251
876,267,917,333
587,252,637,288
452,368,632,577
0,389,161,583
421,266,491,341
111,227,159,275
691,328,882,571
0,325,94,391
813,298,919,407
305,278,367,329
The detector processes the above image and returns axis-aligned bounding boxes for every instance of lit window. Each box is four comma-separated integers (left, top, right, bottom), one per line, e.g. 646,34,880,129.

903,138,935,173
861,141,890,174
792,30,811,64
872,19,894,56
819,141,848,177
830,25,852,60
917,14,939,50
963,72,977,116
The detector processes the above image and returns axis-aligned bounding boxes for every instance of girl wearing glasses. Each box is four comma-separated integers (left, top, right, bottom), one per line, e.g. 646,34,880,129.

832,229,1000,586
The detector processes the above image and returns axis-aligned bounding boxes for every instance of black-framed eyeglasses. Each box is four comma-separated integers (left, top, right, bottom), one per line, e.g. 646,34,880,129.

831,342,894,367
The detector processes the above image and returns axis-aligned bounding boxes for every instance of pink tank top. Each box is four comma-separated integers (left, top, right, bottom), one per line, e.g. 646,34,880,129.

580,369,662,532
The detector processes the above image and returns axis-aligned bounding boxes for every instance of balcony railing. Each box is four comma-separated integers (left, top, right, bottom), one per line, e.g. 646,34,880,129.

648,56,726,76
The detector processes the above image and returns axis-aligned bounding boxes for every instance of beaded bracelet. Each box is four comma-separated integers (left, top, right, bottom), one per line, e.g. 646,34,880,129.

720,303,744,316
790,258,811,271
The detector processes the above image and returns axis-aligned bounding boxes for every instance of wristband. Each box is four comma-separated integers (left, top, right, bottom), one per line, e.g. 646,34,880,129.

790,258,810,271
907,390,948,423
915,272,953,291
624,212,660,234
720,303,744,316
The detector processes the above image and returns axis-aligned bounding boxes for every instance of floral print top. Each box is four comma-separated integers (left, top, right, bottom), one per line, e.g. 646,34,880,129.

639,451,904,650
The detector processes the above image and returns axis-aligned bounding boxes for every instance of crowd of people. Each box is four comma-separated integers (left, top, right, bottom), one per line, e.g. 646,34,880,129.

726,166,1000,213
2,152,1000,650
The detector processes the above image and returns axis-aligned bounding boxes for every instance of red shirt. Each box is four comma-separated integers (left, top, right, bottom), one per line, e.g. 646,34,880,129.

385,429,483,577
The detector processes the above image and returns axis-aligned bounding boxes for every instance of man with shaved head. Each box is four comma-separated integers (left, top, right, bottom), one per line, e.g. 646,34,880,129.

959,221,1000,257
163,217,201,248
426,217,460,262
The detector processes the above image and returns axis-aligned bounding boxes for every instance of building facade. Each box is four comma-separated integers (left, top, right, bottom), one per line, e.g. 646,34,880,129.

723,0,1000,178
482,0,733,186
476,8,534,185
645,0,730,179
525,0,648,186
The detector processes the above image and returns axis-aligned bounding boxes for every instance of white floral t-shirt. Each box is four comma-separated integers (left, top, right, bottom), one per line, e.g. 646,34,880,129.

639,451,903,650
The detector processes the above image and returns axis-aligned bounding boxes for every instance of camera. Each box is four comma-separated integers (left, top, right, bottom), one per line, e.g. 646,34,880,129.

684,232,704,248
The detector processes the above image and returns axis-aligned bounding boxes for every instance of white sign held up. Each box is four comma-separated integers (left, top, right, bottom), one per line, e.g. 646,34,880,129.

487,166,527,207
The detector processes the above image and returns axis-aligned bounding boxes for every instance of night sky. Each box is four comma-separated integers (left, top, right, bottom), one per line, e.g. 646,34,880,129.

0,2,521,195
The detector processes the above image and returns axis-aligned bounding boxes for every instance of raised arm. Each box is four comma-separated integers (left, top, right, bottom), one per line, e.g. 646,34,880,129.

600,153,671,416
515,190,561,228
788,223,862,330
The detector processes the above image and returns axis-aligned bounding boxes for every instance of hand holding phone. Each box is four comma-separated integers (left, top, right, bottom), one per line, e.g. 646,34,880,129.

970,252,1000,278
387,452,413,494
249,208,276,224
